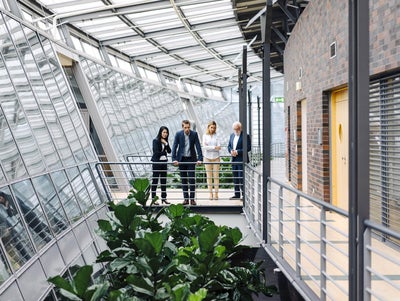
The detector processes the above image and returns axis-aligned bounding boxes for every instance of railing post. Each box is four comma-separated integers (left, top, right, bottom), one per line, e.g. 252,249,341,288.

279,186,284,257
295,195,301,279
320,208,327,301
363,227,371,301
266,178,271,242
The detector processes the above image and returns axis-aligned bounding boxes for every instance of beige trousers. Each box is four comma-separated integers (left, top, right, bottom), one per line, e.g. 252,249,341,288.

204,157,220,194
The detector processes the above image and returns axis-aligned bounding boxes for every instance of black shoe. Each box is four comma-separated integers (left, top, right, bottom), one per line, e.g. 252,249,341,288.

182,199,189,205
190,200,197,205
162,200,170,205
229,195,241,200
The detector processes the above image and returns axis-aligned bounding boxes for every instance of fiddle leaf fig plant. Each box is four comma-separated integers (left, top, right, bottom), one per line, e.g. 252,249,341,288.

49,178,277,300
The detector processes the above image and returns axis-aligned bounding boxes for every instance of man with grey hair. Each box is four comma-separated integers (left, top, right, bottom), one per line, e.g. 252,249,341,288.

227,121,251,199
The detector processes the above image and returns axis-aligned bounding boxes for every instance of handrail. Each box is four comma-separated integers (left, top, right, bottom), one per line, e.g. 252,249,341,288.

364,219,400,241
94,160,246,208
268,177,349,217
244,162,400,301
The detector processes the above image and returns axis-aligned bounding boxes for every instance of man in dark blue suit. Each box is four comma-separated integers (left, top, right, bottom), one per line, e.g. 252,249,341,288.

172,120,203,205
227,121,251,200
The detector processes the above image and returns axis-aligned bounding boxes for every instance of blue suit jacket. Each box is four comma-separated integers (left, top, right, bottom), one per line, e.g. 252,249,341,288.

227,132,251,162
172,130,203,162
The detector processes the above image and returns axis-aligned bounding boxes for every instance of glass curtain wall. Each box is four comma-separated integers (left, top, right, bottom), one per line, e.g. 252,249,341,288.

79,57,187,160
0,11,106,285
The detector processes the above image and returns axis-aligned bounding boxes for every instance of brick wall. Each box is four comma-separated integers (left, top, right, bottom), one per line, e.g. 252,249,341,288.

284,0,400,202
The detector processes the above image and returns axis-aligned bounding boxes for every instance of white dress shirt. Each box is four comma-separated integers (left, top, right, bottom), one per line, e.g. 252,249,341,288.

233,134,239,150
202,133,220,159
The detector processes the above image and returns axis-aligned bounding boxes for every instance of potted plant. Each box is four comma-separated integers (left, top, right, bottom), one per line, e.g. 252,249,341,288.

49,178,277,300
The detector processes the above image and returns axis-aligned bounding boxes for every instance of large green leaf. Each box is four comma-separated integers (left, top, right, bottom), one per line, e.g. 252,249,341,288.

89,283,110,301
74,265,93,297
126,274,154,296
48,275,75,293
110,257,134,272
223,227,243,245
198,225,219,252
132,178,150,192
97,219,112,232
166,203,186,218
114,203,142,228
172,283,191,300
134,238,155,258
188,288,207,301
58,289,82,301
145,232,164,255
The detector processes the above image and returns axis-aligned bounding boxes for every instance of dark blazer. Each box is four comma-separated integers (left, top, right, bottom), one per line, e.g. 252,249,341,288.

227,132,251,162
151,138,171,162
172,130,203,162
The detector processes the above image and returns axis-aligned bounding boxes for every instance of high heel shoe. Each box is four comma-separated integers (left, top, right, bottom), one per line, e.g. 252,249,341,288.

162,200,170,205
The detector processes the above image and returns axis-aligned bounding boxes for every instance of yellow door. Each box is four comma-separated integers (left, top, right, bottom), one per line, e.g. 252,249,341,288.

331,89,349,210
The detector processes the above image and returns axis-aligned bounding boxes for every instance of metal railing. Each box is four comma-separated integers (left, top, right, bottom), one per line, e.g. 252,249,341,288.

94,158,245,207
244,165,400,301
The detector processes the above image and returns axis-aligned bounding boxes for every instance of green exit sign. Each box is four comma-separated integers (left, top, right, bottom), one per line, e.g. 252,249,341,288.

274,97,284,103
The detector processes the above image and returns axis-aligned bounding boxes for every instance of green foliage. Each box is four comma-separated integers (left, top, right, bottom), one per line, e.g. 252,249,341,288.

49,178,277,300
168,157,234,189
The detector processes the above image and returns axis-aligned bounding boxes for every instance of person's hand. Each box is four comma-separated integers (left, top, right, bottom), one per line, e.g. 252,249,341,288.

196,161,202,165
173,160,179,166
215,146,221,150
231,150,238,157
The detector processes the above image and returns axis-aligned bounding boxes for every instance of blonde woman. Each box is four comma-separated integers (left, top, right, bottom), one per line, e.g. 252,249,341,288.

202,121,221,200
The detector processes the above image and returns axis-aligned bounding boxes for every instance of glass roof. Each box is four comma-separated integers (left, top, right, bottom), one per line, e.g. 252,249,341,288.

30,0,282,89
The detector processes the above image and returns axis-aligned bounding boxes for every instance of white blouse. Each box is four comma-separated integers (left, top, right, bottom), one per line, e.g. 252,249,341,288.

202,133,220,159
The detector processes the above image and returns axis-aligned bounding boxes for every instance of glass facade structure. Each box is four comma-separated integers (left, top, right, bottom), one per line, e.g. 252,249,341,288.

0,11,108,300
0,6,244,299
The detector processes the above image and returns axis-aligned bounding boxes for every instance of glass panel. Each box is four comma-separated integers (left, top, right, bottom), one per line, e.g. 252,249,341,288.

61,67,96,162
50,170,83,224
31,175,69,234
0,106,27,180
80,57,186,160
79,165,103,207
21,26,61,170
0,187,35,269
66,167,93,214
11,180,52,248
38,36,76,166
3,16,46,176
0,246,12,284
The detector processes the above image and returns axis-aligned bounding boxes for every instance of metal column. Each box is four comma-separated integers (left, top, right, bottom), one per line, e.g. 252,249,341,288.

262,0,272,242
348,1,370,300
241,45,248,205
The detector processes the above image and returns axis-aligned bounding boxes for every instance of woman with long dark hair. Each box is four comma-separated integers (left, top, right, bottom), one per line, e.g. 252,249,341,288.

151,126,171,205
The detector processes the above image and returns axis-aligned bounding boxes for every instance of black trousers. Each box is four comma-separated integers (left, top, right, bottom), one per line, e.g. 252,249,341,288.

151,163,168,200
232,162,243,197
179,157,196,200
